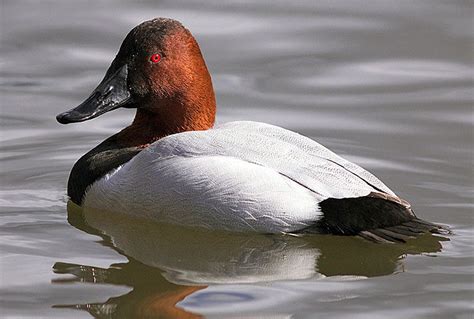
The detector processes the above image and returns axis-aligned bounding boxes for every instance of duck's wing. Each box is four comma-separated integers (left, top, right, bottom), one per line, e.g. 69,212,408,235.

147,121,395,200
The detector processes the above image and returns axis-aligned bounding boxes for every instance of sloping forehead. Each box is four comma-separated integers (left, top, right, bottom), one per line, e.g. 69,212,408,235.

121,18,186,54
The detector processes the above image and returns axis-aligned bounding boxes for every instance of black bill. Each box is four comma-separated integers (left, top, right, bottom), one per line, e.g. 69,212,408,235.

56,64,131,124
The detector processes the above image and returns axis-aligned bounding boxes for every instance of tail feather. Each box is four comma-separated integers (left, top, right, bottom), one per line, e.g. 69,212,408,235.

357,218,449,243
387,225,425,235
300,194,450,243
358,230,394,244
385,225,422,237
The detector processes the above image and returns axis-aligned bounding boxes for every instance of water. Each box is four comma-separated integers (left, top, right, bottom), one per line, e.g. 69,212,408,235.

1,1,473,318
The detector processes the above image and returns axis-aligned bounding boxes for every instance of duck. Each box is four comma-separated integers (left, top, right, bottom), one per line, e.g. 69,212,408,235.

56,18,445,242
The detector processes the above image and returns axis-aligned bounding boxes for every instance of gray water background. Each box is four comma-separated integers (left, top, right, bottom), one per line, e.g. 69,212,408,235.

1,1,473,318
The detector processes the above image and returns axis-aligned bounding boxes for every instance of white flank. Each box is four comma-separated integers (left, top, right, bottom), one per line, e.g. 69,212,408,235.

84,121,395,233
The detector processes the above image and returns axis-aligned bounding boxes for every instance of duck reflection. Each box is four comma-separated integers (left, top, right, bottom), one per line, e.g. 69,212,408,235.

53,202,447,317
53,260,204,318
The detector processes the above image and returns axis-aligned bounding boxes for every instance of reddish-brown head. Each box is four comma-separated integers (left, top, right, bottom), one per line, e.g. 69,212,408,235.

57,18,216,142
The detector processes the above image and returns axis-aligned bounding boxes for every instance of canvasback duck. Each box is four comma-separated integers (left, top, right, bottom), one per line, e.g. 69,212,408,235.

57,18,445,242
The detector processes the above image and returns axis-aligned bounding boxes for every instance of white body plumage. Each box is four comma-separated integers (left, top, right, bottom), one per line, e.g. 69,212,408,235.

84,121,395,233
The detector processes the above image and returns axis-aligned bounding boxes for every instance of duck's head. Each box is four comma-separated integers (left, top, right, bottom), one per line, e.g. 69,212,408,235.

57,18,216,134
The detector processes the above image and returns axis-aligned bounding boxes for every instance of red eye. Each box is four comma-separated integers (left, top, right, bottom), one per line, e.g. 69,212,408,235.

150,53,161,63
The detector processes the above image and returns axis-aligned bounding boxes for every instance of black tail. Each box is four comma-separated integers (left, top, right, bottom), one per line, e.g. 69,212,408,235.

357,217,449,243
300,194,450,243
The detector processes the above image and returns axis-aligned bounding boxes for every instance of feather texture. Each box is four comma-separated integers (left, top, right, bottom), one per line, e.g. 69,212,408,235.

84,121,396,233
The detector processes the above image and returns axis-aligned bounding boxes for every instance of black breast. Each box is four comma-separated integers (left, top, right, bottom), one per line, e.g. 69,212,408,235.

67,135,142,205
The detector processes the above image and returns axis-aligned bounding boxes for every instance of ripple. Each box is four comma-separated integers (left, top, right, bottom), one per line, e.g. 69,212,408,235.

262,59,472,93
360,60,472,79
0,189,65,209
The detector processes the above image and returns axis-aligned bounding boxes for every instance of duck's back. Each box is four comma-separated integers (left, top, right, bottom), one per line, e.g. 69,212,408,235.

149,121,395,199
84,121,431,236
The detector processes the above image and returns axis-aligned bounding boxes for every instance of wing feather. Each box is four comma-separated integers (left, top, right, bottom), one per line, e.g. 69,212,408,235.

144,121,395,199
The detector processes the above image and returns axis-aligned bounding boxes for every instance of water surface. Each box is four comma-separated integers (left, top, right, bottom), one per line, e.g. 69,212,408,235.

1,1,473,318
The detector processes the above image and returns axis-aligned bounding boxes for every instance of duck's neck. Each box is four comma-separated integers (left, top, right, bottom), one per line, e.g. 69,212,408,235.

117,92,216,148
